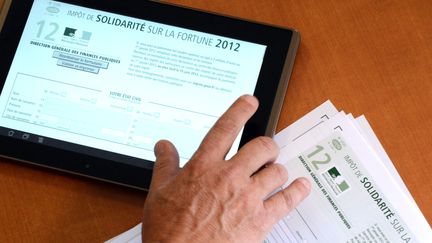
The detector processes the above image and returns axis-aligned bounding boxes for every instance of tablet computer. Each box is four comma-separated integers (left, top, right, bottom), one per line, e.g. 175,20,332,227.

0,0,299,189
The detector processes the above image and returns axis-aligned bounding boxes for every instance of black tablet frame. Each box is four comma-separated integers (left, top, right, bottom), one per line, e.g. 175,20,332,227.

0,0,299,189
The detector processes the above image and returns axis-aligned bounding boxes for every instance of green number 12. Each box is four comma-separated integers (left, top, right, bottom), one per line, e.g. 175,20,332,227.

307,145,331,170
36,20,59,41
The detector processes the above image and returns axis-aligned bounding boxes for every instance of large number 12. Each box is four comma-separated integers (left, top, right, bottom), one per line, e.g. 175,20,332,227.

307,145,331,170
36,20,59,41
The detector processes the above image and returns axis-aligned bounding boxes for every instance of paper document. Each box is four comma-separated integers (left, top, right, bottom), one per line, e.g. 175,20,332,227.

266,112,430,242
106,101,432,243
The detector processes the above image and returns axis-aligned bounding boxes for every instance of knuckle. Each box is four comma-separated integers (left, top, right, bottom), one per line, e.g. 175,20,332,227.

255,136,278,154
251,174,266,190
272,164,288,183
296,178,312,195
154,159,167,171
213,115,238,136
238,189,256,208
220,165,239,181
212,165,240,193
281,190,295,211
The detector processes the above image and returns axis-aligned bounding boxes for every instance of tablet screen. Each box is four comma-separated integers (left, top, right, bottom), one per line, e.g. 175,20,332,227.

0,0,267,166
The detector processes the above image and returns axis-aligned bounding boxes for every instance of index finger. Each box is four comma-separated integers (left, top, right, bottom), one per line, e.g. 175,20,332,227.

192,95,258,162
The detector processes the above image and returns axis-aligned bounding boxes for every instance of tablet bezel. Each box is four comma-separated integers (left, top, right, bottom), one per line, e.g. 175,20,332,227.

0,0,299,189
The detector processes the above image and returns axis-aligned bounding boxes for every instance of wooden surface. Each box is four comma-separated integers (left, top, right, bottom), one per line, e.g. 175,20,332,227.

1,0,431,242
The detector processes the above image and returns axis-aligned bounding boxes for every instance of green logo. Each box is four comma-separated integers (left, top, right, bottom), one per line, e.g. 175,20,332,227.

64,27,77,37
332,139,342,150
328,167,349,192
46,6,60,14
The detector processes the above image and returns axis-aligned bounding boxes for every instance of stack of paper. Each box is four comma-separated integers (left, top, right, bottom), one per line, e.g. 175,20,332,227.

266,101,432,242
106,101,432,243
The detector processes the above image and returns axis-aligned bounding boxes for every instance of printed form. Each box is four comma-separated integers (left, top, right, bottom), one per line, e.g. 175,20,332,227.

0,0,266,166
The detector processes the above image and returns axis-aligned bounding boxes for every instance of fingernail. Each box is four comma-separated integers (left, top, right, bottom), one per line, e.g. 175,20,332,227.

241,94,259,107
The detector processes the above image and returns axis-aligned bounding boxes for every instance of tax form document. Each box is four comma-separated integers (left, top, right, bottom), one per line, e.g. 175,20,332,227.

266,112,432,242
0,0,266,167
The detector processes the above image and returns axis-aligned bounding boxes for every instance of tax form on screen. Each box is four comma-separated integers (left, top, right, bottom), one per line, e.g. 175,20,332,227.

0,0,267,166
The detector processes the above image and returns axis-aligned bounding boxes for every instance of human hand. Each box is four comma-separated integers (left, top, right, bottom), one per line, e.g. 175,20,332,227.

142,95,311,242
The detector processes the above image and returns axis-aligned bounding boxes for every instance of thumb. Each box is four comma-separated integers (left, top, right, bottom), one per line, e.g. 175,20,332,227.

150,140,180,189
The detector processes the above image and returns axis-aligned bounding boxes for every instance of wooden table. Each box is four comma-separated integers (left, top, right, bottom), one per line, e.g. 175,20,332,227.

1,0,431,242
